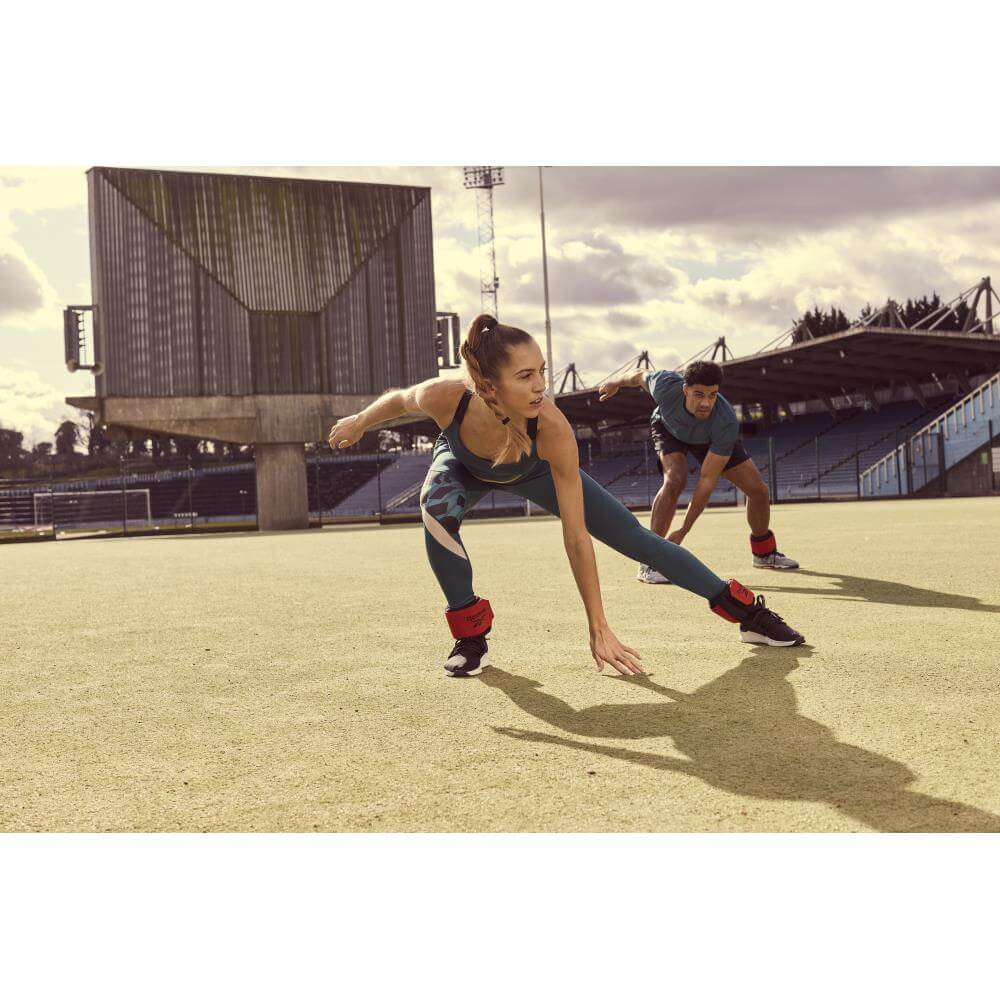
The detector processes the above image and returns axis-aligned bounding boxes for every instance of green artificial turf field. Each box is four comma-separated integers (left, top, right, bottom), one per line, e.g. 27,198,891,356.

2,497,998,831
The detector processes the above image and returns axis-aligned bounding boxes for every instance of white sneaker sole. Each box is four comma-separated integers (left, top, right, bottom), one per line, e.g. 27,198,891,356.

636,574,672,584
752,561,800,570
445,661,489,677
740,631,801,646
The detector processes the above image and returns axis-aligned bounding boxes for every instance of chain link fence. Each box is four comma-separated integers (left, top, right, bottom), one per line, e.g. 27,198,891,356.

4,423,998,544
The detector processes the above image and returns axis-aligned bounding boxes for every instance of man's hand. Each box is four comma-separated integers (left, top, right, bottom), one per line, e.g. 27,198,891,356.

328,413,367,450
667,528,688,546
597,380,620,402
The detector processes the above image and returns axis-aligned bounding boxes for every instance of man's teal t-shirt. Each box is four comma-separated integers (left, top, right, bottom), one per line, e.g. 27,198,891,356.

647,369,739,457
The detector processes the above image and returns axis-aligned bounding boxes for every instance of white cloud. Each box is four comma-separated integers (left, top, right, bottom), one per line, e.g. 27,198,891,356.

0,365,76,447
0,167,83,327
5,165,1000,399
0,254,45,315
498,167,1000,235
0,168,88,225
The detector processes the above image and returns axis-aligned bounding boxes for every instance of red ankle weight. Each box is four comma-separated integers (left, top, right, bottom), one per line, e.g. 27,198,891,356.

710,579,756,622
750,531,777,556
445,598,494,639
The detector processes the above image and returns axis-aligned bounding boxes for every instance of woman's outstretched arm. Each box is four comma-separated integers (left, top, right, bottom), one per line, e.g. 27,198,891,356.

539,406,645,676
328,377,465,449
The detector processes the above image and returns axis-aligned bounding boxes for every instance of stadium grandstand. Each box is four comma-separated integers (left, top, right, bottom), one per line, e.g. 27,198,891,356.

3,276,999,542
327,276,1000,518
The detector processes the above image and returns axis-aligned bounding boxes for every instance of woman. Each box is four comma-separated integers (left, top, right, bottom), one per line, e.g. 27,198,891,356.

328,316,804,678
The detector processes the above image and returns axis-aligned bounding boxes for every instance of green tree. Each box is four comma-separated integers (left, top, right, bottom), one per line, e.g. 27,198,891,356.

83,413,111,457
0,427,25,469
792,305,851,341
54,420,79,456
798,292,977,335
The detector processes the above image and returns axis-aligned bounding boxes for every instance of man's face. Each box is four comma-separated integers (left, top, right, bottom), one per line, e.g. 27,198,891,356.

683,382,720,420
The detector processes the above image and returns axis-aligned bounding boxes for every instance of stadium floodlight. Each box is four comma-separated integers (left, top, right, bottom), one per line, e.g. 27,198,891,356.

462,167,505,317
463,166,505,189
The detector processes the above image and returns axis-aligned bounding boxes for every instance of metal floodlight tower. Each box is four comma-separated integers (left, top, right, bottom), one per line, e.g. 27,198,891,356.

463,166,505,318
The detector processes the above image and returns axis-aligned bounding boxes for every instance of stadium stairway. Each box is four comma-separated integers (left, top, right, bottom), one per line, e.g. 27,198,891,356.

312,455,388,516
330,453,432,517
798,397,957,496
861,371,1000,497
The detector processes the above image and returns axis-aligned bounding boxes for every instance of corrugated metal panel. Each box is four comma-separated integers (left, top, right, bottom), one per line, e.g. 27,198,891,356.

89,167,436,398
249,313,321,394
95,167,426,311
322,268,370,395
409,196,437,384
366,248,388,393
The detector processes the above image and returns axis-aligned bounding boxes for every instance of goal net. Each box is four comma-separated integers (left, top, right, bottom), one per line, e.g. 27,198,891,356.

33,489,153,531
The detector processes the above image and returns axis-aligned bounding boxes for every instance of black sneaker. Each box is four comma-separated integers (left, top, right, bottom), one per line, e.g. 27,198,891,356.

444,635,490,677
739,595,805,646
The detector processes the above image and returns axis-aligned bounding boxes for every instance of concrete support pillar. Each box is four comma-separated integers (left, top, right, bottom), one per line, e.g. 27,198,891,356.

255,443,308,531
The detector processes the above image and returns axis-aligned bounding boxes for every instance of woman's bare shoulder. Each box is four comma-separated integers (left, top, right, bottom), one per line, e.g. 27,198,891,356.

416,377,469,429
535,398,576,462
536,396,570,431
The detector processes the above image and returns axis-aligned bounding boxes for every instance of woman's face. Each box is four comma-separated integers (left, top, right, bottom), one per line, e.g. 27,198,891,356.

490,339,547,418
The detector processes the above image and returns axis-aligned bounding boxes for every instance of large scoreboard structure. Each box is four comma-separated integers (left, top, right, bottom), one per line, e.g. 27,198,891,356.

66,167,437,529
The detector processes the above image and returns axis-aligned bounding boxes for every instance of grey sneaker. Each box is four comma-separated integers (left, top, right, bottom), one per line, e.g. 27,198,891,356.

637,564,672,584
753,550,799,570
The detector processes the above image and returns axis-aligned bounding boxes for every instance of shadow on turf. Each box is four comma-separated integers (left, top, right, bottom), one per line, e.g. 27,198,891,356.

753,569,1000,614
483,646,1000,833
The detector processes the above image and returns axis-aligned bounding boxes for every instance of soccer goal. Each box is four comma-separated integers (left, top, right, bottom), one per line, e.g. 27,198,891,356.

33,489,153,532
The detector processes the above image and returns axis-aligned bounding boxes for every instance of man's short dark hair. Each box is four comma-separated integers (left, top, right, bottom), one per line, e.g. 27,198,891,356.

683,360,724,388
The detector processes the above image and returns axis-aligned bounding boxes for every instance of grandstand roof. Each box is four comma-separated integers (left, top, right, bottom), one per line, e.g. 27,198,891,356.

716,326,1000,404
384,326,1000,438
552,326,1000,427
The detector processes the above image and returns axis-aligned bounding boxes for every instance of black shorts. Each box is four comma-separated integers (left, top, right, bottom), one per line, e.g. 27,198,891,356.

650,416,750,473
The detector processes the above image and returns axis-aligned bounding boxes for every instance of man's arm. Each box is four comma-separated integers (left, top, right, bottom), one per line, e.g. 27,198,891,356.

668,451,729,543
597,368,653,401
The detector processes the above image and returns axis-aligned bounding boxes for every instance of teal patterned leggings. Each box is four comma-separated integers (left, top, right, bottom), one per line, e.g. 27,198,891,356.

419,446,725,610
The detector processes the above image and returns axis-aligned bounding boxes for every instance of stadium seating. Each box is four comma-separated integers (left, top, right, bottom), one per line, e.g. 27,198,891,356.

3,391,966,533
331,453,432,517
613,394,960,503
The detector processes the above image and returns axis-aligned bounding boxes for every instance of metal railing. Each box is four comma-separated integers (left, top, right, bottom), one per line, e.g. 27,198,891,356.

861,372,1000,497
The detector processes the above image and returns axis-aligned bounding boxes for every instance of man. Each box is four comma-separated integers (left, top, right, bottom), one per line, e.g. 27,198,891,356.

598,360,799,584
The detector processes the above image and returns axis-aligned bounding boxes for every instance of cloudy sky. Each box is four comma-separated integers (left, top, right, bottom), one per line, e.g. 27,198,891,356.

3,165,1000,445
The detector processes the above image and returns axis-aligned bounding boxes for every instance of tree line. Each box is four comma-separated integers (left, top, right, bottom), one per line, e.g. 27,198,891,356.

792,292,974,342
0,415,415,478
0,415,255,477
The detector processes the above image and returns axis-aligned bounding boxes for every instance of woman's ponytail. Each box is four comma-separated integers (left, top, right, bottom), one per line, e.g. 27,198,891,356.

460,314,534,467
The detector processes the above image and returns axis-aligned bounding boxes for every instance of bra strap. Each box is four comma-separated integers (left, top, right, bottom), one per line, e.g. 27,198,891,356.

452,388,473,426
